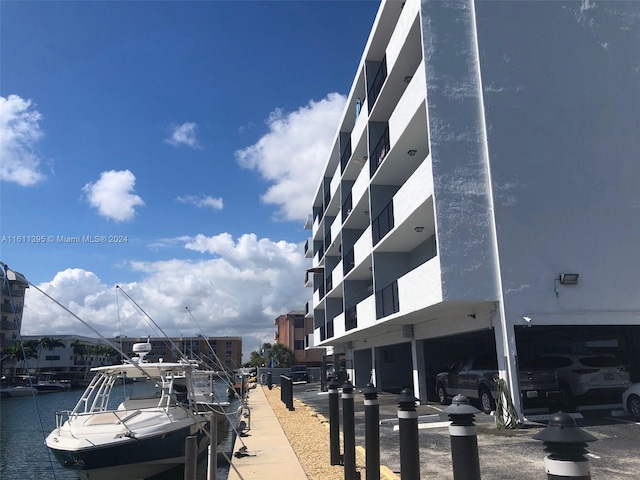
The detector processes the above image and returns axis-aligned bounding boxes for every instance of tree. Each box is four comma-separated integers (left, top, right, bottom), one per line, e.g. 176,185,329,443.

269,343,295,368
39,337,65,370
1,341,38,380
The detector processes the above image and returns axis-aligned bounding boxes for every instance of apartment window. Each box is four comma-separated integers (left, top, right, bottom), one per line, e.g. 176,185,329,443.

294,340,305,350
372,201,394,246
376,281,399,319
294,317,305,328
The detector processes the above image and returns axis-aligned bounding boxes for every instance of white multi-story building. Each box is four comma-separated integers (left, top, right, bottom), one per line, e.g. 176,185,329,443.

306,0,640,416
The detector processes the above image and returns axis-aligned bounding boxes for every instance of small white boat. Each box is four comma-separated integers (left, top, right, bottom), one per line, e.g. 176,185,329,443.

45,342,226,480
0,384,38,398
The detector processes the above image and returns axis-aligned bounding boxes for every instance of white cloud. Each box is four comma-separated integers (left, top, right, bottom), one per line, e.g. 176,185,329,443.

235,92,346,222
177,194,223,210
165,122,199,148
21,234,308,360
0,94,46,186
82,169,145,222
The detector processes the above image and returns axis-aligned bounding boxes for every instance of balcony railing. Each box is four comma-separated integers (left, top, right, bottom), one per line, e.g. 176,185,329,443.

342,192,353,223
345,305,357,331
340,138,352,173
372,200,394,246
325,276,333,294
376,280,399,320
369,126,390,177
343,247,355,275
367,56,387,111
326,319,334,339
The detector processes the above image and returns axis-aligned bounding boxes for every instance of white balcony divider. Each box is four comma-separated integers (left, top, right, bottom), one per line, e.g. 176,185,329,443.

396,257,442,314
306,332,316,348
333,312,346,338
330,215,342,246
313,288,321,307
356,294,377,330
354,226,373,267
388,61,426,146
331,262,344,289
392,157,432,227
352,100,368,147
330,162,341,198
351,160,370,208
385,0,420,73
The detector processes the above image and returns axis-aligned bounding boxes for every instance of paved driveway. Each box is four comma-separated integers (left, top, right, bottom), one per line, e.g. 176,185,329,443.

293,384,640,479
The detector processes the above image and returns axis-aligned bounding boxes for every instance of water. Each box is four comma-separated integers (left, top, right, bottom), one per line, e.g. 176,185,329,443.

0,383,238,480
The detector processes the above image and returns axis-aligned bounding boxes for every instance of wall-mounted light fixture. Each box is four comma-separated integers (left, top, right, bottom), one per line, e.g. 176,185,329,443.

522,315,532,327
554,273,579,296
364,210,369,216
407,149,417,156
559,273,579,285
404,76,413,84
414,226,424,233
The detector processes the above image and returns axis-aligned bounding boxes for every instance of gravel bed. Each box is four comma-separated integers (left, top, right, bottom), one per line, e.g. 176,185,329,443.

262,385,396,480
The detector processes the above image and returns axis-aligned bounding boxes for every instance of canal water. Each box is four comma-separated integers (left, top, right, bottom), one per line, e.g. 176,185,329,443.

0,382,238,480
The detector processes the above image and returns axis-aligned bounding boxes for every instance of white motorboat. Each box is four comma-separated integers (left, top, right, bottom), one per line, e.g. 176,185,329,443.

45,342,225,480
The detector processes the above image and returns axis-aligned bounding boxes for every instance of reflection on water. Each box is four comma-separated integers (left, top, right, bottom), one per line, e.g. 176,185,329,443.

0,381,239,480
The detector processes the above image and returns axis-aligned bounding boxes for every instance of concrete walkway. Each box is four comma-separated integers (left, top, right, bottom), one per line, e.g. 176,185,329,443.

227,385,307,480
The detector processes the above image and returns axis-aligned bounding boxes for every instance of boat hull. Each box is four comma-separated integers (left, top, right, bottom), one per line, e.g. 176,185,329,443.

48,422,208,480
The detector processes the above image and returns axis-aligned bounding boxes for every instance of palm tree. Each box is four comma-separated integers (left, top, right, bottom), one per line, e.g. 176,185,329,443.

269,343,295,368
1,341,38,381
39,337,65,371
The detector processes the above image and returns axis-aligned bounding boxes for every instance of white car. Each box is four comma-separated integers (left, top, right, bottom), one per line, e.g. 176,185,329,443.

532,353,630,398
622,384,640,418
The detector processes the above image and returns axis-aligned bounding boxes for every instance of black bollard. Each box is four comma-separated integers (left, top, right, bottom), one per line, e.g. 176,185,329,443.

444,395,482,480
342,381,357,480
267,371,272,390
362,383,380,480
397,388,420,480
533,412,597,480
329,378,342,466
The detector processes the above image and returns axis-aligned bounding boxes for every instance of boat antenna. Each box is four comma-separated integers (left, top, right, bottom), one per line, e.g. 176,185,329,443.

25,280,158,380
116,286,190,363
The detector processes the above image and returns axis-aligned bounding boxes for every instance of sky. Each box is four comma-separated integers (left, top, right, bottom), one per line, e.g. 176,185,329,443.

0,0,381,361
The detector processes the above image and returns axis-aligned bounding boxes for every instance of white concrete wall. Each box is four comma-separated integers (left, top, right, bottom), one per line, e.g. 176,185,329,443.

475,1,640,327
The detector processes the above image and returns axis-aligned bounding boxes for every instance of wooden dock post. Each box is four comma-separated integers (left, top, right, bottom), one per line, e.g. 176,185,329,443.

184,435,198,480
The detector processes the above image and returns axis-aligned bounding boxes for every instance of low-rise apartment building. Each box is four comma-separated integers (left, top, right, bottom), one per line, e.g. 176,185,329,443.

306,0,640,416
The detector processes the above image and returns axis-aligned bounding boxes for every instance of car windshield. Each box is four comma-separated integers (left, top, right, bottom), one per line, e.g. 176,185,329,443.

291,366,306,372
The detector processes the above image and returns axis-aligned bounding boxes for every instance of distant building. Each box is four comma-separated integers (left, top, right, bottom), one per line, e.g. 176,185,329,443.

274,311,322,366
114,336,242,370
0,264,29,351
11,335,242,376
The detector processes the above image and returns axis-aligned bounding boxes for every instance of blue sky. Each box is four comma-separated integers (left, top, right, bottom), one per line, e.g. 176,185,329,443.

1,0,380,359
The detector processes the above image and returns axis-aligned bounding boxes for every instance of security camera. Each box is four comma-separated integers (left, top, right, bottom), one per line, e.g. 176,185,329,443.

522,316,532,325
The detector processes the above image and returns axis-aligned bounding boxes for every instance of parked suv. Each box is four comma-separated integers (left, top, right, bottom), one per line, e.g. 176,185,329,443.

289,365,309,383
532,353,630,399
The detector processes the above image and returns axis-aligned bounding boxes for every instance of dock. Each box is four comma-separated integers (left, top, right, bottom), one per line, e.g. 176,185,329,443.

227,385,307,480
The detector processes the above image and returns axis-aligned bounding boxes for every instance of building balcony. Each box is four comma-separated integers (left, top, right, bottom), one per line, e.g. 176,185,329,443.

304,238,313,258
304,214,313,230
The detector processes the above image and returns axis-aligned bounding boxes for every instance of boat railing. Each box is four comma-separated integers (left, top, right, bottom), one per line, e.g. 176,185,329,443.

55,410,74,430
